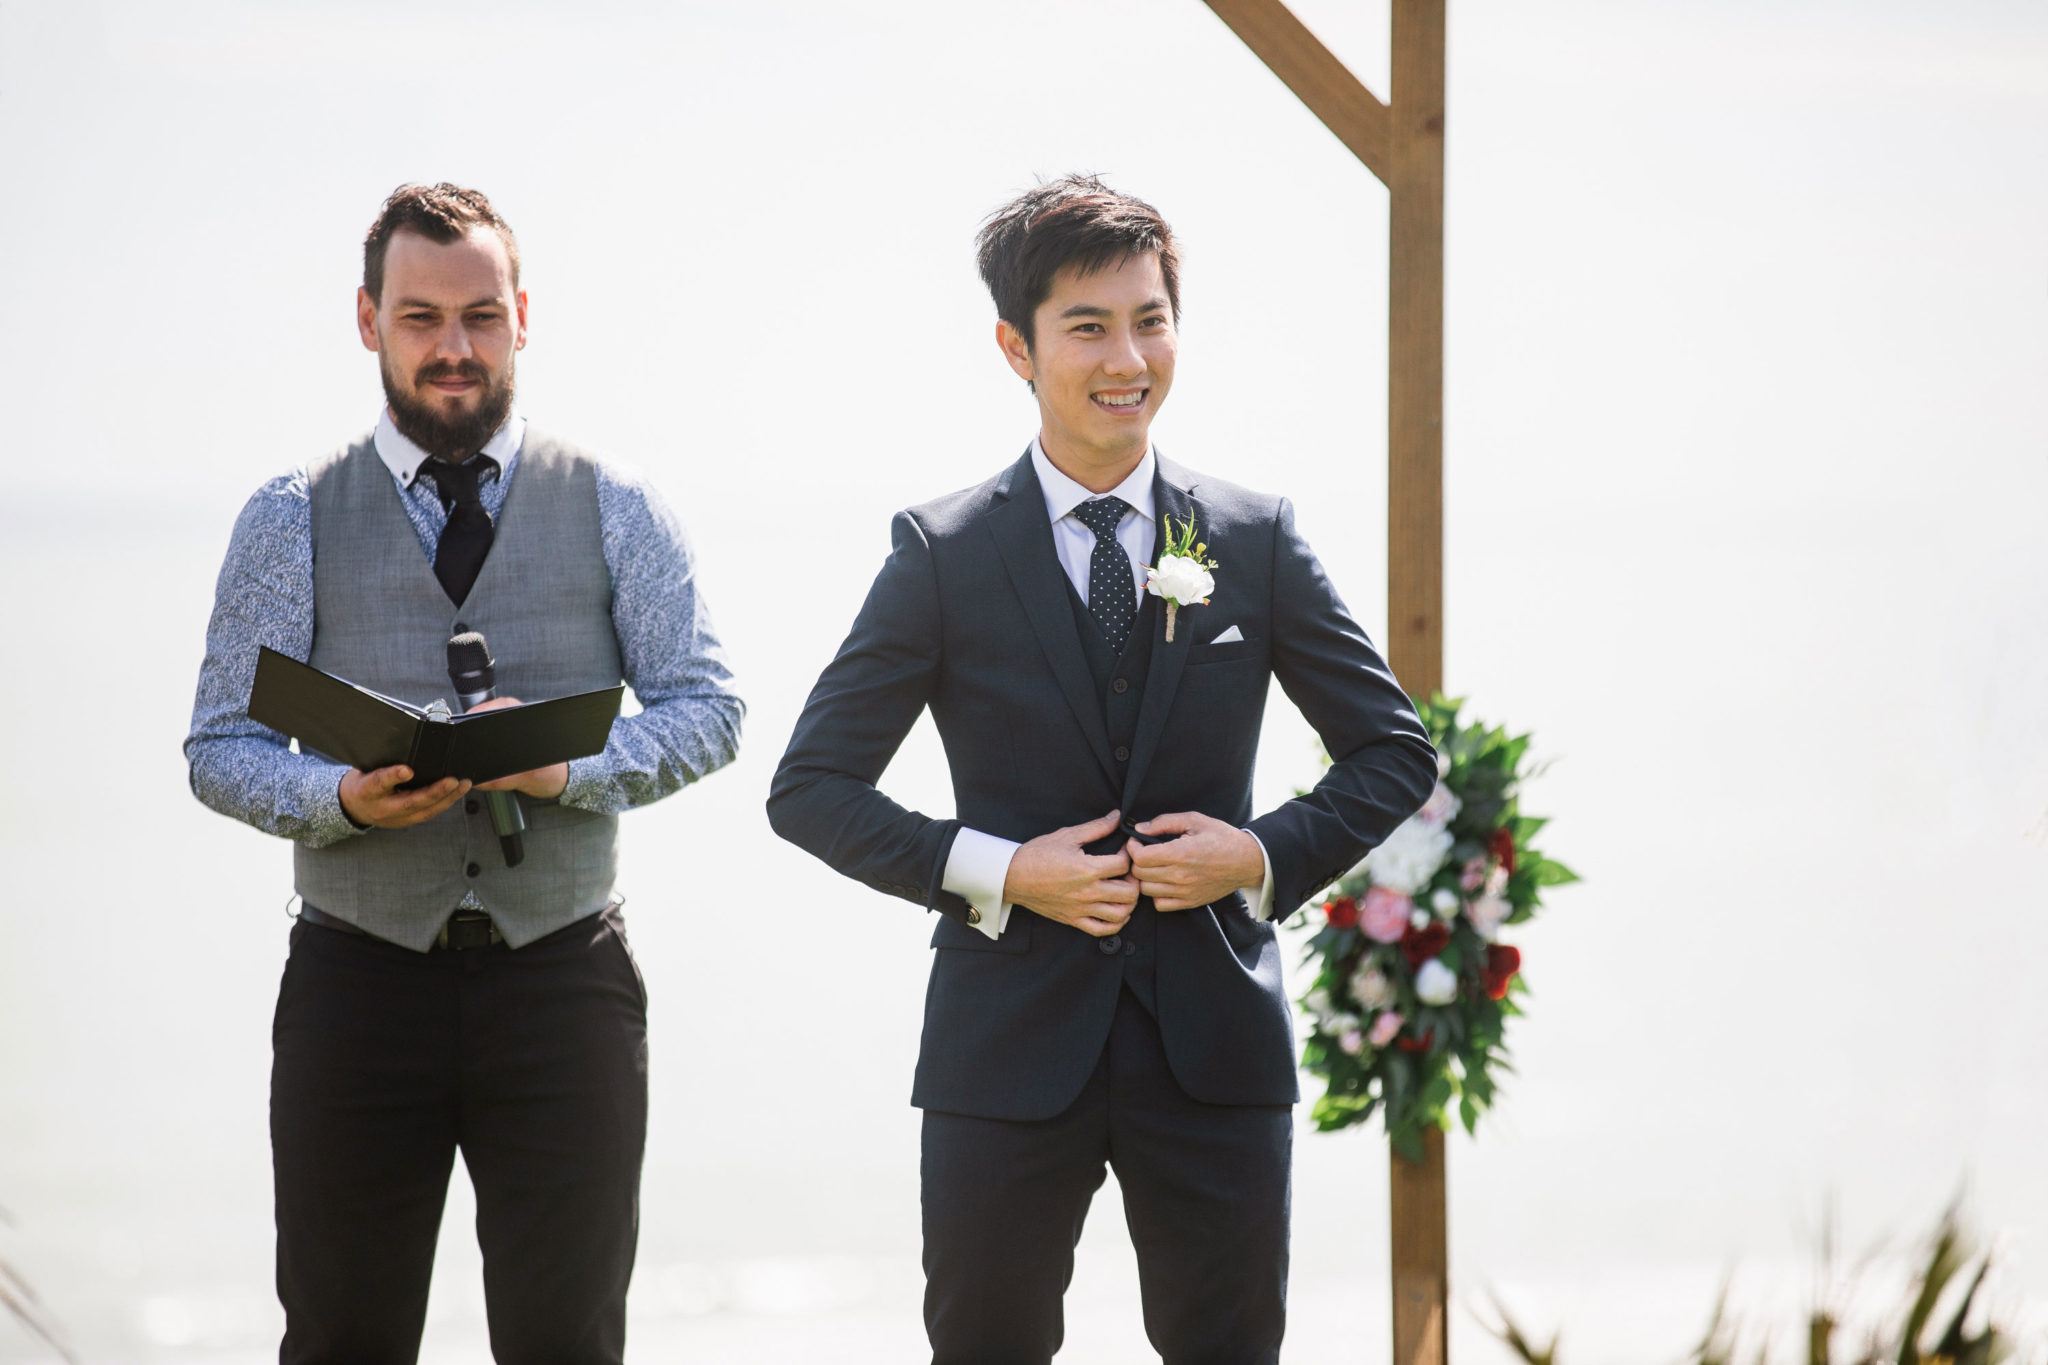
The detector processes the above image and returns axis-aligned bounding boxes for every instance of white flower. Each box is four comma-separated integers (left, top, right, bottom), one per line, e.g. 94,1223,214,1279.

1365,814,1454,894
1409,908,1432,931
1302,988,1333,1020
1417,782,1462,828
1326,1011,1361,1038
1414,958,1459,1006
1430,887,1459,918
1485,864,1510,897
1349,963,1395,1011
1465,893,1510,940
1145,553,1215,606
1436,750,1452,779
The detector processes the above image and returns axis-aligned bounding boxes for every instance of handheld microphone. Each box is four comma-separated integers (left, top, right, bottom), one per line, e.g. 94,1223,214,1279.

447,629,527,868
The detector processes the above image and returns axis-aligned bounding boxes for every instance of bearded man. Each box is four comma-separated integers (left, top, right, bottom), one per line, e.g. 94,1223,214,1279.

185,183,743,1362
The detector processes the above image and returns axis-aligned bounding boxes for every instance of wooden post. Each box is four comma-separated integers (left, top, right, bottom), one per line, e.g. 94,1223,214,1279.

1386,6,1449,1363
1200,3,1448,1364
1386,0,1445,704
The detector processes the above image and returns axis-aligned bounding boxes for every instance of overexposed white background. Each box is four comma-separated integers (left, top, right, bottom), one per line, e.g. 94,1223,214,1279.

1,1,2044,1360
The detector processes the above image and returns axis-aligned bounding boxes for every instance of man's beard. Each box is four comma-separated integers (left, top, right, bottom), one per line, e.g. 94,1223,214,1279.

382,353,517,462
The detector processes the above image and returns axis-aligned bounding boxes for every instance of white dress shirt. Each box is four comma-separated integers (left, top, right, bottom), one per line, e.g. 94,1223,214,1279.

942,439,1274,939
371,406,527,488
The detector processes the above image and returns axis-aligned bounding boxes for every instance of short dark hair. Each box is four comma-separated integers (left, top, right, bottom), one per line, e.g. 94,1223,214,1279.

975,174,1181,349
362,182,520,305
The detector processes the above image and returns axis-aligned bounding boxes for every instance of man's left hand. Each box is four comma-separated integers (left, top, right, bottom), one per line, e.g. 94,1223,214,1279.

466,696,570,800
1126,812,1264,912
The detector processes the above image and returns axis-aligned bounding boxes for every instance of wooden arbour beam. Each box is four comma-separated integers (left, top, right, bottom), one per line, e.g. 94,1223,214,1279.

1198,4,1448,1365
1201,0,1392,183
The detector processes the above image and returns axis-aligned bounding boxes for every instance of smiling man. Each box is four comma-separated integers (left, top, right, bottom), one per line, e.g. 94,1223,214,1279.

768,175,1436,1363
185,183,743,1361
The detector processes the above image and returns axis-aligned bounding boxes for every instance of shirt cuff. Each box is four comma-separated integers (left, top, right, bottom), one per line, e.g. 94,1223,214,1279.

315,763,369,843
557,754,609,813
1240,830,1275,920
942,827,1020,941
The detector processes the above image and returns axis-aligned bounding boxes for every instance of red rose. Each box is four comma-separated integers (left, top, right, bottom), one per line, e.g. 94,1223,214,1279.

1395,1027,1436,1053
1399,921,1450,968
1489,827,1517,874
1483,944,1521,1000
1323,896,1360,930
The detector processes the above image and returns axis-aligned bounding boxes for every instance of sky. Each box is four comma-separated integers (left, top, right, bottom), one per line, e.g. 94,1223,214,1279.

1,1,2045,1360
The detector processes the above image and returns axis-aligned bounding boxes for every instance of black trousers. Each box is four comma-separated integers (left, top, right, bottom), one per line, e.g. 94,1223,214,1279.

271,905,648,1364
922,985,1292,1365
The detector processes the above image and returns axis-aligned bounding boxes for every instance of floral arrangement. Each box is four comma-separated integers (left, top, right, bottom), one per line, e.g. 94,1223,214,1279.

1144,514,1216,642
1296,694,1576,1158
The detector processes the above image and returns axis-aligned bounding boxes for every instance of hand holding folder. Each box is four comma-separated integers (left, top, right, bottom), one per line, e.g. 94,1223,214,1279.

247,647,623,790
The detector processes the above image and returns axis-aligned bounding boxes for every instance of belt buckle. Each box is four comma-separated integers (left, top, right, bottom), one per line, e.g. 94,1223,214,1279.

436,911,502,951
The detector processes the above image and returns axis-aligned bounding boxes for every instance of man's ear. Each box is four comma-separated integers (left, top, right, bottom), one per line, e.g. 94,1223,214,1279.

356,287,380,352
996,318,1034,386
514,288,529,351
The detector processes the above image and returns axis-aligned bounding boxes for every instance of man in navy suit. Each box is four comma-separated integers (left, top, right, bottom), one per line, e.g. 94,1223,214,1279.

768,175,1435,1364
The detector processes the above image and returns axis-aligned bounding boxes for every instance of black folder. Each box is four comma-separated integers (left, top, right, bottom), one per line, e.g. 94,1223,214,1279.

249,647,623,788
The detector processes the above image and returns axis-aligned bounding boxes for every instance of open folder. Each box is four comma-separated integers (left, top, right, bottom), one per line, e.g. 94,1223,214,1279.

248,646,623,788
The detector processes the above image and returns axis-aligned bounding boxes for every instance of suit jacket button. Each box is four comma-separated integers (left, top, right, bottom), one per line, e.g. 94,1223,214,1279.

1099,934,1122,955
966,907,982,926
1114,745,1131,762
465,862,481,878
1112,677,1129,694
465,799,480,814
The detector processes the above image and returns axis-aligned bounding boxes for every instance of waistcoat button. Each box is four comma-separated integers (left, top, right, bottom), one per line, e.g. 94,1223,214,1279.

465,862,481,878
1099,935,1122,955
466,799,480,815
1114,745,1131,762
1112,677,1129,694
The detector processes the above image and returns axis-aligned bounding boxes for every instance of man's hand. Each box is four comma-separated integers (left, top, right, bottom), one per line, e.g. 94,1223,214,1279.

1003,810,1140,938
339,765,470,830
1126,812,1265,912
467,696,570,800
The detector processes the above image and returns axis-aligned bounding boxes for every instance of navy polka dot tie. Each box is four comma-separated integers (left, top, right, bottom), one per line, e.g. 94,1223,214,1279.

1074,496,1136,654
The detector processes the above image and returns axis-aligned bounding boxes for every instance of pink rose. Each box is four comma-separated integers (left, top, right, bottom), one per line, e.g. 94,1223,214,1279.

1418,782,1460,827
1465,893,1510,940
1368,1011,1404,1048
1338,1029,1366,1056
1459,856,1488,892
1360,887,1414,943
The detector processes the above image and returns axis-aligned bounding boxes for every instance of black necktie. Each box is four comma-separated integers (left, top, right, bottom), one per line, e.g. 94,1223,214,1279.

1074,496,1135,655
419,456,496,605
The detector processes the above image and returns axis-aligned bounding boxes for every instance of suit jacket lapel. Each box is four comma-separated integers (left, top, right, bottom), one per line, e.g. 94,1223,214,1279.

1120,458,1199,812
984,453,1121,790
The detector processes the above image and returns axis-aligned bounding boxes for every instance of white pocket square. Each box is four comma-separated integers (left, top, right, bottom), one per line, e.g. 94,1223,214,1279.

1208,624,1244,644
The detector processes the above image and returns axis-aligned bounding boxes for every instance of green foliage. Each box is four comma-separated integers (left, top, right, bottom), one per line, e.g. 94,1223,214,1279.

1293,693,1576,1153
0,1207,78,1364
1487,1202,2020,1365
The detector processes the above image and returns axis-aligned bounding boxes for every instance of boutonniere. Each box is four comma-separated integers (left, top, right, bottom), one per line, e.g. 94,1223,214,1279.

1145,514,1219,642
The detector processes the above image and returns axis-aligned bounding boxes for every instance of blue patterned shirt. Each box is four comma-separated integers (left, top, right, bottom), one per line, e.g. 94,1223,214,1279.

185,411,745,850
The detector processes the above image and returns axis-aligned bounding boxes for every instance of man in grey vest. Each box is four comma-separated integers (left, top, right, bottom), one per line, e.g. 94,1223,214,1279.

185,183,744,1362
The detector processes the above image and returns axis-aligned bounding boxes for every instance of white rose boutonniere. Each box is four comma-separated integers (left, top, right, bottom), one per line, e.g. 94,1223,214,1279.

1144,514,1218,642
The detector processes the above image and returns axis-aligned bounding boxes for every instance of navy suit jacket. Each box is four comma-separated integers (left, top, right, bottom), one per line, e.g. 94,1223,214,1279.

767,451,1435,1120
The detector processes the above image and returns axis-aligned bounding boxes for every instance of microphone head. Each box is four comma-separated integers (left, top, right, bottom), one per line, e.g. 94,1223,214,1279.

447,631,496,692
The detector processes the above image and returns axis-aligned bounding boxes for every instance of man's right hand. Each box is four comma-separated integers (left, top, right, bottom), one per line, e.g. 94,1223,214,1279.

338,765,471,830
1002,810,1139,938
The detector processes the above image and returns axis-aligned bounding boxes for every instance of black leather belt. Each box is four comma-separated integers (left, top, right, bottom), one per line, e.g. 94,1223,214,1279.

298,902,504,951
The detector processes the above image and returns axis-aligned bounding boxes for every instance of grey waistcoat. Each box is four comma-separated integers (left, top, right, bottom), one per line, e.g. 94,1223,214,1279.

297,428,623,951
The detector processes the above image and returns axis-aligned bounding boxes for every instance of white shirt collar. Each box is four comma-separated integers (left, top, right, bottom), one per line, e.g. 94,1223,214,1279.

373,408,526,488
1030,438,1157,527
